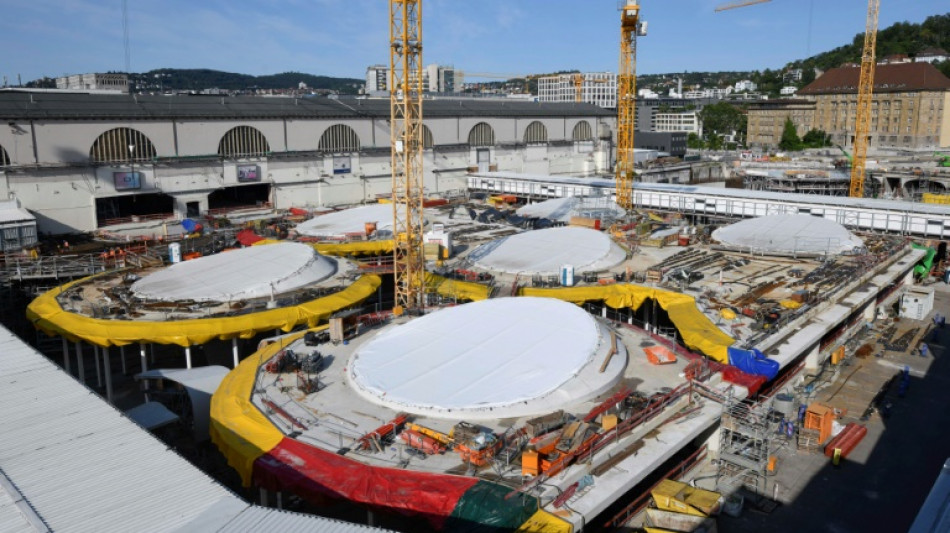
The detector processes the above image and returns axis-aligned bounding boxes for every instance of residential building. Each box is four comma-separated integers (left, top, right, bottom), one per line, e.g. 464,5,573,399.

734,80,757,92
636,97,718,133
916,47,950,65
780,86,798,96
365,65,389,94
537,72,617,108
783,69,803,83
55,73,128,93
425,64,462,93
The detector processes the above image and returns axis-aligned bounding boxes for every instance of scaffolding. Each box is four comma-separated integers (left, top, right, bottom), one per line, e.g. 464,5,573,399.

716,398,780,496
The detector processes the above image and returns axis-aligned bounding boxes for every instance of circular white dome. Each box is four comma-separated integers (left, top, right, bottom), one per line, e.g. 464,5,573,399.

468,226,626,275
712,214,864,255
347,297,625,420
296,204,396,238
131,242,337,302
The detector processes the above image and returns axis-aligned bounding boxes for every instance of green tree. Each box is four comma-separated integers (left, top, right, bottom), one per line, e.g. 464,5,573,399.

700,102,744,136
779,117,803,151
687,132,704,149
707,133,724,151
802,128,832,148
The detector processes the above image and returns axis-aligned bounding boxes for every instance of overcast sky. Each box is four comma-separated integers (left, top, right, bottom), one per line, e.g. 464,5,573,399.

1,0,946,83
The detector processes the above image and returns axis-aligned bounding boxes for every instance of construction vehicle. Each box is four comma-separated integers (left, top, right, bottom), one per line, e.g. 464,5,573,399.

834,144,853,169
935,151,950,168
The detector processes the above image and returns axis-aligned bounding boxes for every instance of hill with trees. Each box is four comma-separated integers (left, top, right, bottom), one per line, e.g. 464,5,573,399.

129,69,363,94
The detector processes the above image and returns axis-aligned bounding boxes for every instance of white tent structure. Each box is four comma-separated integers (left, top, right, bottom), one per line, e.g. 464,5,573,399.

516,196,624,223
131,242,340,302
711,214,864,255
296,204,401,238
347,298,626,420
468,226,626,275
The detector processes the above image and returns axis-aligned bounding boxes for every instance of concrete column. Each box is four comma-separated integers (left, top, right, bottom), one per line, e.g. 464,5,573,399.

103,347,113,404
367,510,375,527
61,337,70,374
140,343,148,372
185,346,192,369
232,338,240,368
259,488,268,507
75,341,85,385
93,345,102,387
276,491,283,510
120,345,127,375
804,343,822,371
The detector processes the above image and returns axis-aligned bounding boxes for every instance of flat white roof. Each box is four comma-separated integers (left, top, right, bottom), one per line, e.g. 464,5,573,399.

712,214,864,254
0,325,388,532
131,242,337,302
347,298,625,420
468,226,626,275
0,199,35,225
296,204,397,238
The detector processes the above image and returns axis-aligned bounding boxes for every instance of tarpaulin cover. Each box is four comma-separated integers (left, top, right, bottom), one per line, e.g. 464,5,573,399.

209,335,291,486
27,274,381,347
253,437,480,530
727,346,780,380
519,284,735,363
235,228,264,246
425,273,492,302
444,481,539,532
515,510,573,533
720,366,767,396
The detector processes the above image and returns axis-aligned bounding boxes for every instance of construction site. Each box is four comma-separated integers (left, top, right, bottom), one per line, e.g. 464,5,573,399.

2,0,950,532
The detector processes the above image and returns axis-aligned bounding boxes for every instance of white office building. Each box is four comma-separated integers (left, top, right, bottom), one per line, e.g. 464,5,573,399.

654,112,702,136
538,72,617,108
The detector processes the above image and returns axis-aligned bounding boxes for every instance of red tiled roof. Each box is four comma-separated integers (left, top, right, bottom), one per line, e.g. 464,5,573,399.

798,62,950,95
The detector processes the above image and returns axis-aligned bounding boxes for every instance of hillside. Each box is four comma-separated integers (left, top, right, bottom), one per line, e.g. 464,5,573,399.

129,69,363,94
640,12,950,97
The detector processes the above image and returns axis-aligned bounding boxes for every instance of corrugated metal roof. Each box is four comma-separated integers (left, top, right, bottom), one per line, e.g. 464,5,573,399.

0,325,390,533
0,92,612,120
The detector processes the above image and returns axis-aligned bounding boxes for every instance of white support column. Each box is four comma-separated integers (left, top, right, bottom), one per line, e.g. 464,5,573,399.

232,338,240,368
185,346,192,369
93,345,103,387
119,345,127,375
61,337,70,374
103,347,113,404
75,341,85,385
140,343,148,372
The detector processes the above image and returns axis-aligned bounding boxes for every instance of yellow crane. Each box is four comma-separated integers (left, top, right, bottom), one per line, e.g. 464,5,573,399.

715,0,880,198
849,0,880,198
389,0,426,314
616,3,642,211
715,0,771,12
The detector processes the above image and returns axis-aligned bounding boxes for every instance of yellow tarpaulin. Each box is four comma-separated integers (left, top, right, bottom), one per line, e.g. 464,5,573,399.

518,284,734,363
425,273,492,302
515,510,573,533
209,330,313,486
26,274,382,347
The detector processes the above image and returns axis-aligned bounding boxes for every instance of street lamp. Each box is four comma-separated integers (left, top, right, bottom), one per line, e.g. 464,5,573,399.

128,144,136,203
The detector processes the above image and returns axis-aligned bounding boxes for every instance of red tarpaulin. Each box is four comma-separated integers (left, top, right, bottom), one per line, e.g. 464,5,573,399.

235,229,264,246
253,437,480,529
289,207,309,216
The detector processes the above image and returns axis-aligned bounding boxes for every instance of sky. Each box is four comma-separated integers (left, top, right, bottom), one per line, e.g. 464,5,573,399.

0,0,946,84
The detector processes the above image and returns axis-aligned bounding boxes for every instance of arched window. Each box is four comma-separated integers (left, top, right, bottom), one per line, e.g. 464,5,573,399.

422,125,434,150
572,121,593,141
218,126,270,158
467,122,496,147
0,144,10,166
89,128,157,163
523,121,548,144
318,124,360,153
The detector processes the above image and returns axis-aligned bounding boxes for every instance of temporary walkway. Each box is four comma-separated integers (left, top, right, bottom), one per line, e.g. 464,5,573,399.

0,323,388,533
467,171,950,238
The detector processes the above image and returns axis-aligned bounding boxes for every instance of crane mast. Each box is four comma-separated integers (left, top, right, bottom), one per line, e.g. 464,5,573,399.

849,0,880,198
615,3,640,211
390,0,426,314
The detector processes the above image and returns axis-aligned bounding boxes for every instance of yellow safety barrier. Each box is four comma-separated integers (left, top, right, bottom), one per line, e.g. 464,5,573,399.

27,274,382,347
515,509,573,533
518,284,734,363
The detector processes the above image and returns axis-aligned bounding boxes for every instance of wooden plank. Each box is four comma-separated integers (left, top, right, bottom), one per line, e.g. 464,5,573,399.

599,331,618,373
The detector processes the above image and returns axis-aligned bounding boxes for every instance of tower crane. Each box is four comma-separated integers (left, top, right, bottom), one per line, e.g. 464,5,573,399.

615,3,644,211
849,0,880,198
715,0,880,198
389,0,426,314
